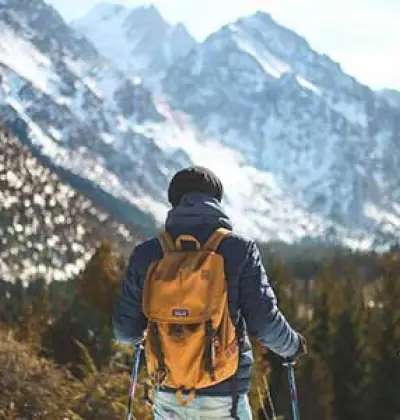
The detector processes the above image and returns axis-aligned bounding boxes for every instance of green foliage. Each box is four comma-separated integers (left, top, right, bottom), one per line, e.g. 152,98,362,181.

329,268,369,420
258,246,399,420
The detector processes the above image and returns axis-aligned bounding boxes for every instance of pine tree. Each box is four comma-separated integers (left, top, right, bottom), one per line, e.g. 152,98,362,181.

76,240,126,326
41,298,113,379
370,253,400,419
329,263,369,420
297,353,333,420
296,264,335,420
310,264,336,361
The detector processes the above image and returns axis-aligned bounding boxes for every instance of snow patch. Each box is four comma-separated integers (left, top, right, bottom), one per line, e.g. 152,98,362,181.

0,23,57,95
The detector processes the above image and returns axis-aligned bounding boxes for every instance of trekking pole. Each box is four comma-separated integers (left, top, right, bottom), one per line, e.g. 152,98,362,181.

282,360,300,420
126,342,144,420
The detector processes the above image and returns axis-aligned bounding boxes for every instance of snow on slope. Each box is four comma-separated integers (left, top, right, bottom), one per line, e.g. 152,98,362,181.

380,89,400,108
150,97,376,247
150,103,322,241
0,1,173,211
0,123,135,283
0,26,56,95
163,11,400,245
72,3,196,86
0,0,397,250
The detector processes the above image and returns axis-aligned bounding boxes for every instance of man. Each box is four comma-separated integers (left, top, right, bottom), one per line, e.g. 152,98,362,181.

113,166,306,420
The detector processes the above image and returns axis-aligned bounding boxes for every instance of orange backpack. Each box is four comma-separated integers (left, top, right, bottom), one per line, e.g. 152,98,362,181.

142,228,239,405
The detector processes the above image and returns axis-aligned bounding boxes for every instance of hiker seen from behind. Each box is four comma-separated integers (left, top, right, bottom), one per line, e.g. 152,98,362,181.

113,166,307,419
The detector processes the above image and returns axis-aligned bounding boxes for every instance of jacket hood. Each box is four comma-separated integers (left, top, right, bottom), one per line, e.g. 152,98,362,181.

165,193,233,230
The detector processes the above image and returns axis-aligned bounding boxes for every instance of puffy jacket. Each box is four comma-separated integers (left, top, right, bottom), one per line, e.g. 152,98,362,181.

113,193,299,396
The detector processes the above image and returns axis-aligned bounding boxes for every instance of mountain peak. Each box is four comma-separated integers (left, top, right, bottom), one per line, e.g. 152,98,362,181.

124,4,169,33
233,10,311,51
171,21,191,35
75,2,164,26
248,10,273,23
169,22,196,47
73,3,196,85
76,2,128,21
2,0,98,61
199,9,349,92
71,2,129,30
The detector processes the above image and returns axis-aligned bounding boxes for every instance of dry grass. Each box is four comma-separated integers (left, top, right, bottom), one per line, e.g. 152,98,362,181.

0,328,268,419
0,330,81,419
0,330,152,420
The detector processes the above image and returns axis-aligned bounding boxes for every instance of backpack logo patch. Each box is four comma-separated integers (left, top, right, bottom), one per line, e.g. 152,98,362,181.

172,308,190,317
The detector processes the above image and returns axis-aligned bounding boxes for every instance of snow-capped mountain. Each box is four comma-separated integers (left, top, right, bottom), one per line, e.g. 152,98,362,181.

163,12,400,242
0,0,398,251
0,123,136,283
0,0,173,224
72,3,196,87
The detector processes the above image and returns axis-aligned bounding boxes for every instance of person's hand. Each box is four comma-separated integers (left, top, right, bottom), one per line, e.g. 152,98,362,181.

286,333,307,363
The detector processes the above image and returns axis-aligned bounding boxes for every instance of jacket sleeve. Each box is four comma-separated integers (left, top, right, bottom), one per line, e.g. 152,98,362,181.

112,247,147,346
238,240,299,358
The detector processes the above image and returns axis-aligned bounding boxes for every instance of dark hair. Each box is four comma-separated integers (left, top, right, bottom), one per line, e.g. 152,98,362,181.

168,166,224,207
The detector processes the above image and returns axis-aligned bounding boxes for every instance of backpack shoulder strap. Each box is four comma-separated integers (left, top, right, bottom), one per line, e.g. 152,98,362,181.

158,230,175,253
203,228,231,252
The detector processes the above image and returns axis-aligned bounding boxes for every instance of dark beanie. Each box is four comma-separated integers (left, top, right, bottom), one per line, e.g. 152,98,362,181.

168,166,224,207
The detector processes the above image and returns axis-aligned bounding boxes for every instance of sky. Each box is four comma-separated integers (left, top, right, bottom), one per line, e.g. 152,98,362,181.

47,0,399,91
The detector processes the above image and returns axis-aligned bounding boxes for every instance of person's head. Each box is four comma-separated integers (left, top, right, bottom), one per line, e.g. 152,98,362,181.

168,166,224,207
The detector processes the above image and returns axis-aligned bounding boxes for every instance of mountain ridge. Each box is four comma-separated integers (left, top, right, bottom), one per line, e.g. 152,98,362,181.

162,10,400,242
